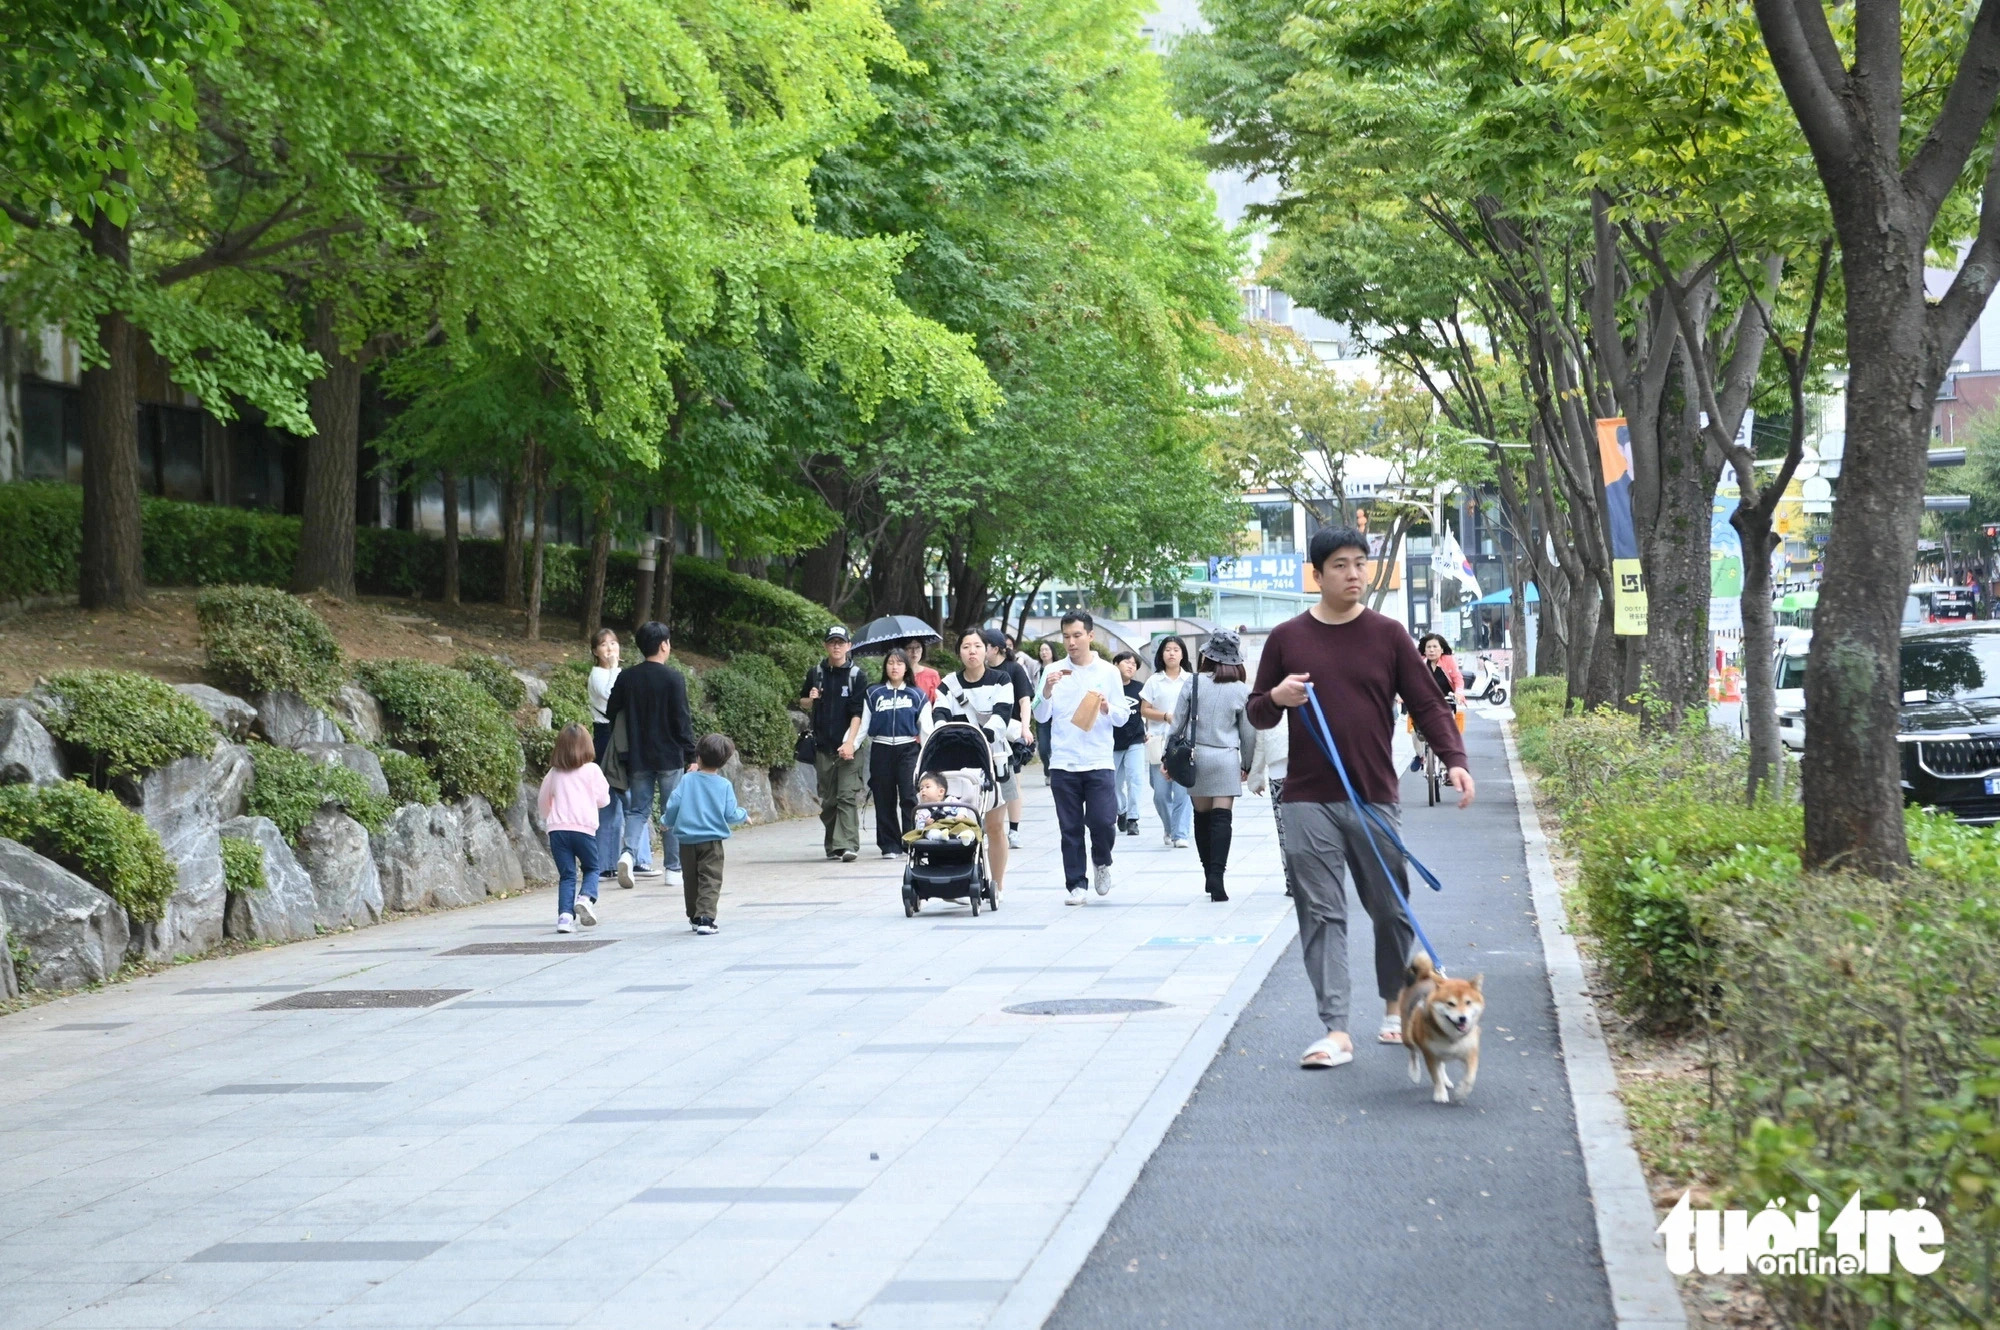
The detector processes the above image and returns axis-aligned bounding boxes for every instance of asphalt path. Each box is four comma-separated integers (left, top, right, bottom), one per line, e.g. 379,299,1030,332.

1047,719,1617,1330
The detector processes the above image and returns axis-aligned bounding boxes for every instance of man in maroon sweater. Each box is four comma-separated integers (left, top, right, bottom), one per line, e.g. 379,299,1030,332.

1248,526,1474,1070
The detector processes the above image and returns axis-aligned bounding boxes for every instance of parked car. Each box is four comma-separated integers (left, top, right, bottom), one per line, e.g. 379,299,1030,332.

1929,587,1978,622
1737,630,1810,750
1898,622,2000,825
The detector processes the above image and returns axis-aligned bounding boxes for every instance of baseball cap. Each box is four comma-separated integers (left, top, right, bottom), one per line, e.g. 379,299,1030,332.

825,625,851,642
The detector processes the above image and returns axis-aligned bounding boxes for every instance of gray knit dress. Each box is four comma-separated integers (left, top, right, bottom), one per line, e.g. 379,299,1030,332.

1168,675,1257,797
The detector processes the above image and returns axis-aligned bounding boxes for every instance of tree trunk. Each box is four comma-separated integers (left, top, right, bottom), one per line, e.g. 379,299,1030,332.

865,517,933,620
501,466,525,609
800,529,848,611
582,497,612,644
1801,285,1929,875
1736,519,1783,801
1639,418,1718,729
1582,587,1617,708
1507,552,1529,683
525,442,547,641
77,214,144,610
292,302,362,597
1015,578,1044,644
653,503,677,625
441,468,460,606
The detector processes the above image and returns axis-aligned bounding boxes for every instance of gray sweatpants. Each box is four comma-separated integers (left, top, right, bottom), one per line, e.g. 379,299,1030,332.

1283,800,1417,1035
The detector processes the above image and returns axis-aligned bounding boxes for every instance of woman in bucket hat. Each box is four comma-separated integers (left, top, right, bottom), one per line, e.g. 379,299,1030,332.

1167,630,1257,900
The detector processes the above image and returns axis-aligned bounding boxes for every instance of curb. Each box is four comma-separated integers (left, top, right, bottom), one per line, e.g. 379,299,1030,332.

987,907,1301,1330
1501,722,1688,1330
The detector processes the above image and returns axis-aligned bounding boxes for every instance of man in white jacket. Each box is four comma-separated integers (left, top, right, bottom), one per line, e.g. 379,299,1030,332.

1033,611,1133,904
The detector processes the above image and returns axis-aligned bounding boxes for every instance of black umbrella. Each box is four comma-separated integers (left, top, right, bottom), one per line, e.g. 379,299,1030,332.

850,614,942,654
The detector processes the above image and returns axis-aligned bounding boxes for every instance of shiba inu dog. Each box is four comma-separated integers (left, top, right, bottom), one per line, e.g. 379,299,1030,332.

1398,954,1483,1104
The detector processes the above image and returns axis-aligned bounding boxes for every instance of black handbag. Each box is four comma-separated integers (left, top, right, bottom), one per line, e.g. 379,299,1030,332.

1163,675,1199,788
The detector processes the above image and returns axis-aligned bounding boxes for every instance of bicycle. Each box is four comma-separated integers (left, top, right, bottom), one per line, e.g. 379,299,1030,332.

1406,706,1463,807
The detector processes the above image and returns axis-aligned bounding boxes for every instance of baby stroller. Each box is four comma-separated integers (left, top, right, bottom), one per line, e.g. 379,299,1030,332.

901,720,1001,917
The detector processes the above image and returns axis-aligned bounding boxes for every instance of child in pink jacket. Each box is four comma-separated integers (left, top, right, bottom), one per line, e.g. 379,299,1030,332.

538,723,611,933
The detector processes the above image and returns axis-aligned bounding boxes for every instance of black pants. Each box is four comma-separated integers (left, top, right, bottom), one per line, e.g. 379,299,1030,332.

1049,767,1118,889
869,741,919,854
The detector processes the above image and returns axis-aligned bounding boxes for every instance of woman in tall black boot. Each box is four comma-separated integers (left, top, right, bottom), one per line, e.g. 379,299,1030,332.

1169,631,1256,901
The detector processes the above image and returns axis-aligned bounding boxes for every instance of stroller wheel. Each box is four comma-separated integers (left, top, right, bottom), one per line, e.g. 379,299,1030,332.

902,884,916,918
968,881,981,917
984,879,998,911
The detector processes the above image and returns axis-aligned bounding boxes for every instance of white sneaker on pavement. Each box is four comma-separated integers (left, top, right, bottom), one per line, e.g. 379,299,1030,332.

1007,829,1020,849
616,853,635,890
665,869,684,889
1093,863,1116,896
1065,887,1087,906
555,914,575,933
574,895,597,926
1173,837,1191,849
1162,832,1175,847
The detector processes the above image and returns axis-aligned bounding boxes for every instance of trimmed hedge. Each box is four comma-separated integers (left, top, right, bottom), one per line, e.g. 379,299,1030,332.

455,652,527,712
42,669,217,783
244,741,391,841
0,780,178,922
357,659,523,807
700,661,795,767
219,835,266,894
371,745,441,806
196,585,345,704
0,482,85,603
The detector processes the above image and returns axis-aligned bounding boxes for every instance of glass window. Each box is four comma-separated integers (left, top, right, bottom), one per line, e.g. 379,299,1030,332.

1902,634,2000,702
20,381,80,483
1246,500,1295,555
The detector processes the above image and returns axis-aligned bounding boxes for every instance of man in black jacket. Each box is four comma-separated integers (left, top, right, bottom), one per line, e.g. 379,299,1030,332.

799,625,866,862
608,620,697,889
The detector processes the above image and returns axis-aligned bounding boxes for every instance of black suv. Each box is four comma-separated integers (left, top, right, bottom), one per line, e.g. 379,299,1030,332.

1900,622,2000,824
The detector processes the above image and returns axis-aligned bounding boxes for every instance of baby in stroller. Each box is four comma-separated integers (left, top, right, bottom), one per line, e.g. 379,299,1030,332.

906,770,983,846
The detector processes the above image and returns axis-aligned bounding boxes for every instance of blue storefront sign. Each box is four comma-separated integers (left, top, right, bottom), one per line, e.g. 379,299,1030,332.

1208,554,1304,592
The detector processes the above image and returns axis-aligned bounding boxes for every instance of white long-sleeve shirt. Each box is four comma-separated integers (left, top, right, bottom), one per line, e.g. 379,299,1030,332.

1032,655,1132,772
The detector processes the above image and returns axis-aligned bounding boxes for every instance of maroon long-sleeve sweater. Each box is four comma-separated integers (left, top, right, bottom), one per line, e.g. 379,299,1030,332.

1247,608,1469,806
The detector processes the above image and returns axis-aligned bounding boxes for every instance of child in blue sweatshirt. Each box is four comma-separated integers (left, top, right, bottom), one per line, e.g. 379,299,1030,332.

664,733,750,934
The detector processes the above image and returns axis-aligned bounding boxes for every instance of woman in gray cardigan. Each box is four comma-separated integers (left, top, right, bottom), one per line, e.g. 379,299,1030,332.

1169,631,1257,900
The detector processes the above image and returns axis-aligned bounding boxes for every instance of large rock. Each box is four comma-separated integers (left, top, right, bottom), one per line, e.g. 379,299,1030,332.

0,904,16,999
0,701,65,787
254,690,342,749
295,742,390,799
219,816,318,942
772,762,821,819
331,684,384,745
371,802,471,912
134,744,252,959
721,755,779,826
295,808,382,930
459,796,525,899
0,838,129,990
512,671,548,707
173,684,258,741
501,781,557,885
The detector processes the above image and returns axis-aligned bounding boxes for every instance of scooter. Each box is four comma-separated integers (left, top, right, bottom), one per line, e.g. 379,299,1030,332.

1466,655,1509,706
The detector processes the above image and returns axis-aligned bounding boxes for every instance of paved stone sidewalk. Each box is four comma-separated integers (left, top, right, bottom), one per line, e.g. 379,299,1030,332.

0,774,1294,1329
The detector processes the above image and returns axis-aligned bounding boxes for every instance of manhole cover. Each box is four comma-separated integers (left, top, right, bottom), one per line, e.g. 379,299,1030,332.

257,989,469,1010
438,940,617,956
1001,998,1172,1016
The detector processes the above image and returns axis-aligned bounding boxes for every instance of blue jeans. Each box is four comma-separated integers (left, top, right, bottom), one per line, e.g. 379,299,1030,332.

1113,745,1147,822
622,769,684,873
1150,762,1192,840
549,829,598,918
592,723,625,874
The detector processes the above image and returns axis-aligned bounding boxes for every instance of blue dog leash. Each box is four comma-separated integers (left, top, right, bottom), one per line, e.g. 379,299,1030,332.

1296,686,1447,970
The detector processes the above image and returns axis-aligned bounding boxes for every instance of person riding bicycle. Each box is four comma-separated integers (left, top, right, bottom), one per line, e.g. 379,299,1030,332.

1409,633,1465,771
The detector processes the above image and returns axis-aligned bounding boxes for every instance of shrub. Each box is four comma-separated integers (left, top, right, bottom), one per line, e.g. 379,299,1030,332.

0,780,178,922
42,669,216,783
671,557,828,643
543,660,591,729
371,745,441,806
195,584,345,703
244,742,391,840
519,723,555,776
1705,868,2000,1328
700,661,795,767
143,500,298,587
0,482,84,603
357,659,524,807
455,652,527,712
219,835,266,894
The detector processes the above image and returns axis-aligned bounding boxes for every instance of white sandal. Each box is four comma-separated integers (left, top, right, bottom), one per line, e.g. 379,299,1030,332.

1378,1017,1403,1045
1299,1036,1353,1069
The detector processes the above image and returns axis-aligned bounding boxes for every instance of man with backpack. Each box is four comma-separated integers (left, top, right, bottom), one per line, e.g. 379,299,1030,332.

1248,526,1474,1071
799,625,867,862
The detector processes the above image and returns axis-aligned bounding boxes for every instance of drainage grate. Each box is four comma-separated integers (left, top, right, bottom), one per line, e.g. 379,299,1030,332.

437,940,617,956
257,990,468,1010
1002,998,1172,1016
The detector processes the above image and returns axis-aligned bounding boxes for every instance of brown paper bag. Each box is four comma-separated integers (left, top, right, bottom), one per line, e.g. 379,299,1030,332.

1071,689,1103,731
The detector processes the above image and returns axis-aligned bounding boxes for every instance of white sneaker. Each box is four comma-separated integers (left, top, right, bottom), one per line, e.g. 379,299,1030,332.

616,853,635,890
574,895,597,926
1173,837,1191,849
1065,887,1087,906
1162,832,1175,847
1093,863,1116,897
665,869,684,889
694,919,719,936
555,914,575,933
1007,829,1021,848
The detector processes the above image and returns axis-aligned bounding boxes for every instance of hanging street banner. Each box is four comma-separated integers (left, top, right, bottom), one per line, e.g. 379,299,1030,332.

1596,417,1648,634
1711,485,1744,632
